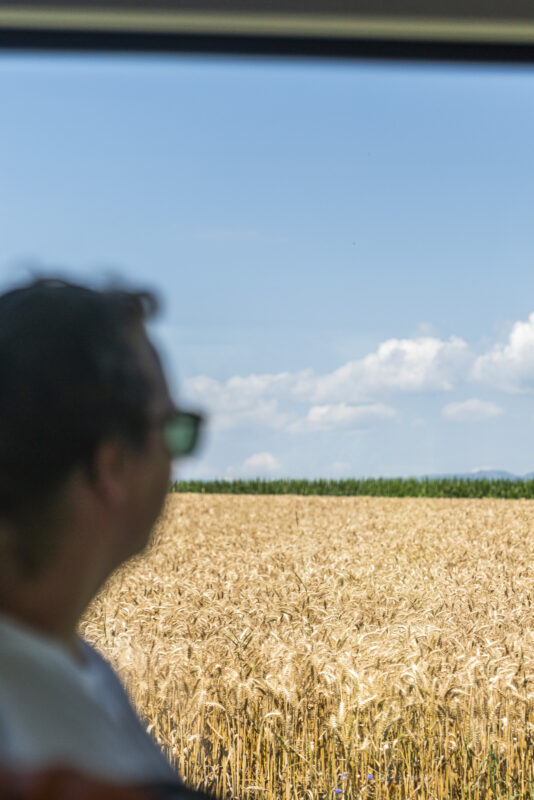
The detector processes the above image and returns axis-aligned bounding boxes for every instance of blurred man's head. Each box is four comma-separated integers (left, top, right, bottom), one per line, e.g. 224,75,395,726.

0,274,178,584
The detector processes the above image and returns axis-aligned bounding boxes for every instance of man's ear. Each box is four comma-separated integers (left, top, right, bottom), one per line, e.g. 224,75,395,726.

90,438,130,509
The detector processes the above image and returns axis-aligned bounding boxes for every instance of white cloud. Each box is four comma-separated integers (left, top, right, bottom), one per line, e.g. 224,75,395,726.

214,399,291,432
442,398,503,422
185,372,293,411
308,336,470,403
473,313,534,392
241,452,280,476
288,402,396,433
309,402,395,424
184,373,295,431
183,334,470,433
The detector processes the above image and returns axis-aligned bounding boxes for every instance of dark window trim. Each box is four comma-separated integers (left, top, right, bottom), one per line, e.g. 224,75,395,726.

1,28,534,63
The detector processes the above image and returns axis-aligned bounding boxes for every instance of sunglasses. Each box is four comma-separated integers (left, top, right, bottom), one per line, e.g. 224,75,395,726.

157,408,204,458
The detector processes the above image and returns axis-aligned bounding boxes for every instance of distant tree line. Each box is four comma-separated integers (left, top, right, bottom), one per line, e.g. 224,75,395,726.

168,478,534,498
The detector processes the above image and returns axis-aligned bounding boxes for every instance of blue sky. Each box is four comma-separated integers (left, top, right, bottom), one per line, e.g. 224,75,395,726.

2,53,534,480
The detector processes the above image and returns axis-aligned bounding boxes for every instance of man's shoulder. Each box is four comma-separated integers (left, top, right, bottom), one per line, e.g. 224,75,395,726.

76,638,120,679
0,765,217,799
75,638,146,716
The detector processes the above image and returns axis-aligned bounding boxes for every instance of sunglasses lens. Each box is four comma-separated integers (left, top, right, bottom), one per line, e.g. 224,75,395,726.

164,413,200,457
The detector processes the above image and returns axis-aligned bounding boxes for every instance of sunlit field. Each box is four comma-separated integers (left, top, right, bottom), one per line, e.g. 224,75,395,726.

79,495,534,799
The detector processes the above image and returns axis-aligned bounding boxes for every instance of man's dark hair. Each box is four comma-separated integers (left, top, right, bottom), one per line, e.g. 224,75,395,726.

0,271,162,577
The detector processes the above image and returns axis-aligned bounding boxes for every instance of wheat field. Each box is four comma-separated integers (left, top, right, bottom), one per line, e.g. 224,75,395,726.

79,494,534,799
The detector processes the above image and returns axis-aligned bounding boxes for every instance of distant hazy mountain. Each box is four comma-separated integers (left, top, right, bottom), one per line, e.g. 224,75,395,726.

422,469,532,481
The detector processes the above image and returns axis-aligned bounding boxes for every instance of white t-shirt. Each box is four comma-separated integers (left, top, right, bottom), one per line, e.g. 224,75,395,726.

0,612,183,787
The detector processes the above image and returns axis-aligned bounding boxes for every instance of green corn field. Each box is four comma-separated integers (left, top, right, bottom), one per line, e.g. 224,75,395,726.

169,477,534,499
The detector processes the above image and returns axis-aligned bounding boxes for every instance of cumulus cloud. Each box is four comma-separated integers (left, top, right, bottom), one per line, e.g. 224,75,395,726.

307,336,470,403
288,402,396,433
442,398,503,422
216,399,292,432
185,373,293,411
241,452,280,476
184,373,296,431
183,334,470,433
473,313,534,392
